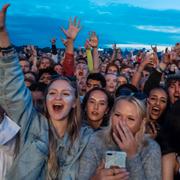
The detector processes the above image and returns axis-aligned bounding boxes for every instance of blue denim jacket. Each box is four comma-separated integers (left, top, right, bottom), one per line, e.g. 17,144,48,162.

0,52,93,180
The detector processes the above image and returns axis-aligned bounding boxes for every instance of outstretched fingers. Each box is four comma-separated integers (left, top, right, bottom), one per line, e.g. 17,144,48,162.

2,4,10,13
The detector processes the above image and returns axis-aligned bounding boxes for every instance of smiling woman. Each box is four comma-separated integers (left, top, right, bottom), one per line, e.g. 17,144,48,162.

79,96,161,180
0,4,92,180
146,87,168,139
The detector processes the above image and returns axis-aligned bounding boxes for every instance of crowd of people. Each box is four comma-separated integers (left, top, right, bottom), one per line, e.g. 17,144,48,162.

0,3,180,180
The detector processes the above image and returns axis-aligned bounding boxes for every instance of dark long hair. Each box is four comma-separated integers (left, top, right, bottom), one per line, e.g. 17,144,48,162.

82,87,114,127
147,87,170,125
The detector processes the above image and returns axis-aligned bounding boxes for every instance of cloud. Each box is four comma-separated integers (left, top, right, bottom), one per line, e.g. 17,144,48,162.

89,0,180,10
105,43,172,51
35,5,51,10
89,0,121,6
83,20,112,25
97,10,112,15
135,25,180,34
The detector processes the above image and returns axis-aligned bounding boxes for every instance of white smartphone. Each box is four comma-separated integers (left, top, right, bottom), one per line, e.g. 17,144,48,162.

105,151,127,168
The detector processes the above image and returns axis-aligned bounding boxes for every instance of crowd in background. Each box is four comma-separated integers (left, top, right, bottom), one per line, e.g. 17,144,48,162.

0,3,180,180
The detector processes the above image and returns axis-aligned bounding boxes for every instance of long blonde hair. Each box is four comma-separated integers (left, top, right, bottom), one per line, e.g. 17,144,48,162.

111,96,147,121
107,96,147,143
43,77,81,180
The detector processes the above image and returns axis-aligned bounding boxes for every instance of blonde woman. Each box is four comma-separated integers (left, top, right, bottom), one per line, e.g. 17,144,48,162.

79,96,161,180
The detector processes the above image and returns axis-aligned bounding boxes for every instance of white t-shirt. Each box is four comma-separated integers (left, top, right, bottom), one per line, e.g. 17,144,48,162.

0,115,20,180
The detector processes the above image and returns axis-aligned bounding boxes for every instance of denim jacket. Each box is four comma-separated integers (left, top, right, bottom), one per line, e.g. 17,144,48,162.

0,52,93,180
79,129,161,180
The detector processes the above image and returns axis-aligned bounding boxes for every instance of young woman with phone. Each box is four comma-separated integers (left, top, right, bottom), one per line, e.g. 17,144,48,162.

79,96,161,180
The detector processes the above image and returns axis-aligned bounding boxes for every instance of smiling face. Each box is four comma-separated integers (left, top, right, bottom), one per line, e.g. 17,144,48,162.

105,74,118,94
111,99,143,135
39,58,51,70
147,89,168,121
75,63,88,79
46,79,76,122
86,90,108,128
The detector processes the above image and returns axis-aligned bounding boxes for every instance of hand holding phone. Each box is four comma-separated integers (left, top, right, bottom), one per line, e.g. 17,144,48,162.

105,151,127,169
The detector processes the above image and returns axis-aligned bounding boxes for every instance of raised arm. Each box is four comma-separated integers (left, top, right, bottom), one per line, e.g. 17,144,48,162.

0,4,34,138
0,4,10,48
50,38,58,63
131,53,154,88
61,17,81,76
111,44,117,62
30,45,39,74
89,32,100,72
84,38,94,73
144,52,171,95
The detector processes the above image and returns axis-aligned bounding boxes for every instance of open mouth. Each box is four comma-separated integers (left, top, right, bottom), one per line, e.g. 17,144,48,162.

109,86,115,89
78,71,83,76
174,95,179,100
151,107,160,115
53,104,64,112
92,111,99,116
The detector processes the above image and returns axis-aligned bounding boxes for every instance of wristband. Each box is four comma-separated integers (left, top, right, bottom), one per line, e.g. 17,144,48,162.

0,45,16,56
0,45,13,50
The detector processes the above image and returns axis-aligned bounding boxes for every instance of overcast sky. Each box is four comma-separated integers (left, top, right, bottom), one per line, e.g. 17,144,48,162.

1,0,180,47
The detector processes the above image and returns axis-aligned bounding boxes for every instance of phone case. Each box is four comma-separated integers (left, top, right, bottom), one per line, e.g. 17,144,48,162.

105,151,127,168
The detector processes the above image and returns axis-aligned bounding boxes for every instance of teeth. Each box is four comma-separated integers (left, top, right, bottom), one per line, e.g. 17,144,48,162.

54,104,63,106
152,107,160,113
152,107,160,110
92,112,98,115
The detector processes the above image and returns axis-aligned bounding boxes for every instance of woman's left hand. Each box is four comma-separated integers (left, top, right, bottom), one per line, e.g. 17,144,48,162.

61,17,81,41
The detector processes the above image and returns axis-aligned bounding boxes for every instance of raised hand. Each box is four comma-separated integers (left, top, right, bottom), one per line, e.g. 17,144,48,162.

60,37,68,47
112,44,116,50
162,52,171,65
61,17,81,41
170,50,177,61
144,52,158,68
84,39,91,49
89,32,98,48
151,45,157,53
51,38,56,45
113,119,140,158
146,121,159,139
31,45,37,57
0,4,10,32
